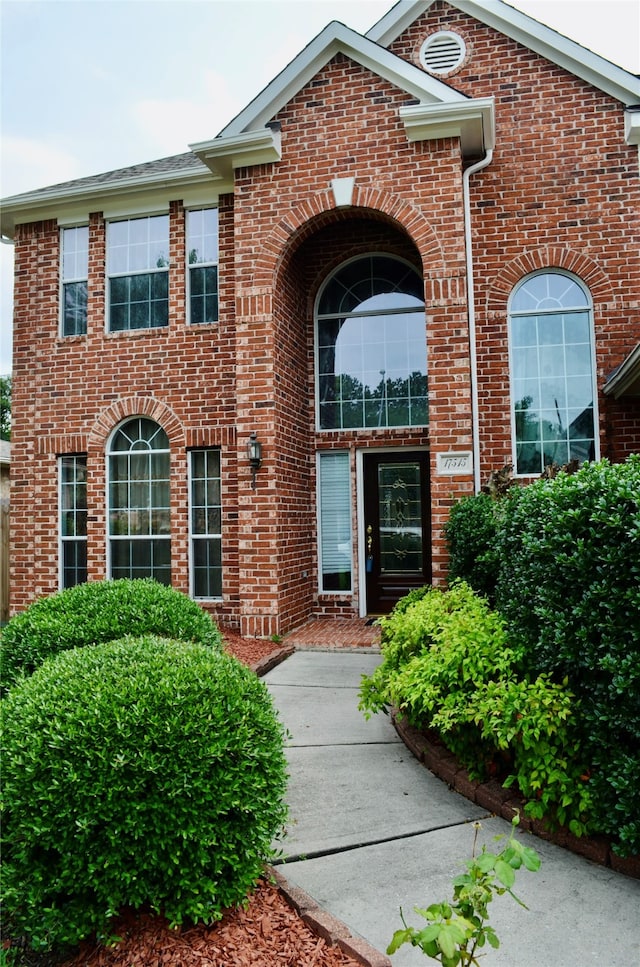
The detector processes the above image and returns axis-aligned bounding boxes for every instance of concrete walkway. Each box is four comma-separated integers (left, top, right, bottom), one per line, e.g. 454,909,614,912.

264,650,640,967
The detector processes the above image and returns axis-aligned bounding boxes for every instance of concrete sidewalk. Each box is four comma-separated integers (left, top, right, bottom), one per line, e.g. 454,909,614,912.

264,650,640,967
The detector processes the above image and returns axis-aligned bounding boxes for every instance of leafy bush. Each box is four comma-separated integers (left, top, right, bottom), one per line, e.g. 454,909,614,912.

1,636,288,953
0,579,222,693
494,456,640,853
444,493,503,602
360,583,591,833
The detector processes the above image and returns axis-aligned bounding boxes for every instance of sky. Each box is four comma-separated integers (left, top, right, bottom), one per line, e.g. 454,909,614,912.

1,0,639,375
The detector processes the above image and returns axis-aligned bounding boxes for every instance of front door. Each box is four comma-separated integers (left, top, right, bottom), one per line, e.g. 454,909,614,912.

363,451,431,614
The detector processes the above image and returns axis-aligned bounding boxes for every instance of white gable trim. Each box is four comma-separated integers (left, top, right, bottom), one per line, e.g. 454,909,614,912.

401,96,495,154
368,0,640,107
216,20,467,141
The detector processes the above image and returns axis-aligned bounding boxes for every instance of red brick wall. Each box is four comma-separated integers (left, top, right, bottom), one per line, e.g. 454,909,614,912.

9,3,638,631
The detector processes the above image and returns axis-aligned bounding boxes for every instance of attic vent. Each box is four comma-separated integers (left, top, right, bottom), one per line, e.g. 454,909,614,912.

420,31,466,74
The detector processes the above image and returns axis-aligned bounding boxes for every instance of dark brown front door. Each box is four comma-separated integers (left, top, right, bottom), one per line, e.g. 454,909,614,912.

363,451,431,615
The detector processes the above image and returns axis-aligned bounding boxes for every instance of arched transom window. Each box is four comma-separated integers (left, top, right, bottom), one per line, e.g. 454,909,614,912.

509,271,597,475
316,255,427,430
107,418,171,583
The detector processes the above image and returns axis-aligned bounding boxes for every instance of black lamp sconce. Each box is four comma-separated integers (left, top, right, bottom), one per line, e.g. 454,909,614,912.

247,431,262,489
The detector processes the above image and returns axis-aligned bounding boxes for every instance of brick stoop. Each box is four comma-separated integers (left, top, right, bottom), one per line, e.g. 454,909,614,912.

269,868,392,967
391,711,640,879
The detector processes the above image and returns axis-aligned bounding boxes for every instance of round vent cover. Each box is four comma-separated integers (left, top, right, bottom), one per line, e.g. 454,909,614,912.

420,31,466,74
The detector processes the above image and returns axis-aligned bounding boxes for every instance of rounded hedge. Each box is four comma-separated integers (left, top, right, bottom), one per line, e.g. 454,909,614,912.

0,579,223,693
1,636,288,953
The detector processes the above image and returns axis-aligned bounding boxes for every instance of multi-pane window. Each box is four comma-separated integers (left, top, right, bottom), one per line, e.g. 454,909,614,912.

509,271,597,475
316,255,427,431
187,209,219,324
108,418,171,583
59,455,87,588
190,449,222,598
318,451,352,592
107,215,169,331
61,226,88,336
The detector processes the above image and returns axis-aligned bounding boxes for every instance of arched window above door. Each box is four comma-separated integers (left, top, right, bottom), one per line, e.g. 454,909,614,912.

509,271,598,475
316,255,427,430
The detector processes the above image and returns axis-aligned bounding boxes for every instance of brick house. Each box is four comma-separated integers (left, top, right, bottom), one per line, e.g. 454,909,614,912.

2,0,639,637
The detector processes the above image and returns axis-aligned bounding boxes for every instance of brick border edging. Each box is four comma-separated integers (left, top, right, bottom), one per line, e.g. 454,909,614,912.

268,867,392,967
253,644,296,676
392,712,640,880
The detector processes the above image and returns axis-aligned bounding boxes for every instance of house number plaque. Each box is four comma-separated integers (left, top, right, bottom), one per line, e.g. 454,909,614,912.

435,451,473,475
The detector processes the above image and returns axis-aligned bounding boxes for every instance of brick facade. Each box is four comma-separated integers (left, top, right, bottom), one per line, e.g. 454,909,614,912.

4,1,639,634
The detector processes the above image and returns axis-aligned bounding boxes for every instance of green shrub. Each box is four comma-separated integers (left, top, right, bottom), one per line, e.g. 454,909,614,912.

494,456,640,854
360,583,591,833
0,579,222,693
1,636,288,953
444,493,503,602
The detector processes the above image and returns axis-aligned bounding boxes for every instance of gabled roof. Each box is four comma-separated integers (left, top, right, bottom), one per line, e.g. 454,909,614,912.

191,19,494,176
367,0,640,106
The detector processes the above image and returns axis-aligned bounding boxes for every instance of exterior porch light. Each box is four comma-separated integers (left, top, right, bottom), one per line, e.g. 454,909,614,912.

247,431,262,489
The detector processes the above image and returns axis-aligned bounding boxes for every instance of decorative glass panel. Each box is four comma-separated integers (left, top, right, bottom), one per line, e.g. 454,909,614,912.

318,451,351,592
377,463,423,574
316,256,427,430
510,273,596,475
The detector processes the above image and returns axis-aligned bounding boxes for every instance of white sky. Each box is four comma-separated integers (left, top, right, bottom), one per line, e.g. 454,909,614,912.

1,0,639,374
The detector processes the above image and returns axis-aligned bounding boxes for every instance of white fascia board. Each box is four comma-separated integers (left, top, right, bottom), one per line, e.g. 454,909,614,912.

603,342,640,399
400,96,495,155
369,0,640,106
217,20,467,140
0,167,221,239
190,127,282,178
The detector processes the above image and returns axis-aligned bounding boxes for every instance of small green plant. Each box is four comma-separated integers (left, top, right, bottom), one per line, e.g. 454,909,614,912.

1,636,288,953
0,578,223,693
388,817,541,965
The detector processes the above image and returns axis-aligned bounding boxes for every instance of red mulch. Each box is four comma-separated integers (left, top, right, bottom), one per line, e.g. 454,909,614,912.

53,630,360,967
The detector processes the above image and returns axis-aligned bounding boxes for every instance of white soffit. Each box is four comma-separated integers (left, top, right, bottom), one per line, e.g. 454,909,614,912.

368,0,640,107
400,96,495,154
603,343,640,399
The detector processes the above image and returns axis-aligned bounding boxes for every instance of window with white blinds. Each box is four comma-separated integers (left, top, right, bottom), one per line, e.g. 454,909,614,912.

318,451,352,593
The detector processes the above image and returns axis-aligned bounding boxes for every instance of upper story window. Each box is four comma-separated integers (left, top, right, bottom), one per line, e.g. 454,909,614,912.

509,271,598,475
187,209,218,324
316,255,427,430
61,226,88,336
107,215,169,331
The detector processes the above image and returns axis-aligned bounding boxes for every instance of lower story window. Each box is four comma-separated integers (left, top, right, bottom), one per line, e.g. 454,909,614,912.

190,448,222,598
108,418,171,584
59,455,87,588
318,451,352,592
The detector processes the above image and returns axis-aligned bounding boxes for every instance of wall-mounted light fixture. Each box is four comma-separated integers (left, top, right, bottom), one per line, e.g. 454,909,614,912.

247,431,262,489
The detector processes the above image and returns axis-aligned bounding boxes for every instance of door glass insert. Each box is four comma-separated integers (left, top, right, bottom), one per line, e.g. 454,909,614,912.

378,462,423,573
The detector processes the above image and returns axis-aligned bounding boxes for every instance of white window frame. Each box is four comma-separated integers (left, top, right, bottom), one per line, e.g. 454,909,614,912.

59,454,88,589
508,269,599,476
60,225,89,337
106,418,171,583
316,450,353,595
188,448,223,600
106,214,169,332
186,208,219,324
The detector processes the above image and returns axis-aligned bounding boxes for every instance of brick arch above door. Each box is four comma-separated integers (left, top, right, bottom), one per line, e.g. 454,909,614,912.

251,183,447,291
87,396,185,451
